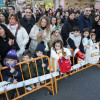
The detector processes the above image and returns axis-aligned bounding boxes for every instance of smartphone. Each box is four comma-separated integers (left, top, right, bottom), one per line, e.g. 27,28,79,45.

39,28,43,34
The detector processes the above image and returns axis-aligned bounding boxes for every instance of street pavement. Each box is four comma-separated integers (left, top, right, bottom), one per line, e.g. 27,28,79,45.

19,65,100,100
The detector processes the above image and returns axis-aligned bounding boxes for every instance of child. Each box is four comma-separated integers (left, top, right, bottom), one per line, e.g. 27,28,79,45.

21,50,36,91
82,28,93,51
67,26,85,60
91,33,97,43
1,48,23,99
49,27,63,48
34,41,48,77
50,39,71,72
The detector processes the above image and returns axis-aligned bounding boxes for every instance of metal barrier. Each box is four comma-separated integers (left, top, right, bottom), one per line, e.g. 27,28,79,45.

53,43,100,94
0,56,54,100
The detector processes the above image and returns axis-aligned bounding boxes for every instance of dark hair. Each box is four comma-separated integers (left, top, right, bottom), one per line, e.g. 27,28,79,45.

73,26,80,32
0,12,9,24
22,49,31,58
25,8,32,12
0,24,15,39
8,6,15,10
82,28,90,39
50,16,57,25
52,39,63,51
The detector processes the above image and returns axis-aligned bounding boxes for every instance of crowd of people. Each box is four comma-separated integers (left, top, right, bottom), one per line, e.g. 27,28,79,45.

0,4,100,99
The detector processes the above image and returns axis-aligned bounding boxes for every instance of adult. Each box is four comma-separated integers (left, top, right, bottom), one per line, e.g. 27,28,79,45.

8,14,29,57
0,12,9,25
50,16,57,33
61,11,77,46
0,24,19,66
20,8,36,48
8,6,15,15
95,19,100,42
77,6,92,32
29,16,50,56
56,5,63,15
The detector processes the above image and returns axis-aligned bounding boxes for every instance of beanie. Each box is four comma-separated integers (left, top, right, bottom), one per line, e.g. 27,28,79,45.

5,48,18,68
35,41,45,53
6,49,18,60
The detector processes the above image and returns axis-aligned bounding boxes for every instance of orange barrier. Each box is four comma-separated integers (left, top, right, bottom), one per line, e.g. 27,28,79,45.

0,56,54,100
53,46,100,94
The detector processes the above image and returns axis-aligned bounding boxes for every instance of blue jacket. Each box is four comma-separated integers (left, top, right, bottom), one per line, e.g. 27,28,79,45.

77,13,92,32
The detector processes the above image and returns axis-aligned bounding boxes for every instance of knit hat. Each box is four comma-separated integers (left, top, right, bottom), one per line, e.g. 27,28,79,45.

5,47,18,68
35,41,45,53
6,48,18,60
52,26,60,32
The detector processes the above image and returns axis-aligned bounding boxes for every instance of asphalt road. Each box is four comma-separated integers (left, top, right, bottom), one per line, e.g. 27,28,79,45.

19,65,100,100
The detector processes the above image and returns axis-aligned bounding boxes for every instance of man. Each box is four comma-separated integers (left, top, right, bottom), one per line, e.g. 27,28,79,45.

77,6,92,32
20,8,36,49
8,6,15,15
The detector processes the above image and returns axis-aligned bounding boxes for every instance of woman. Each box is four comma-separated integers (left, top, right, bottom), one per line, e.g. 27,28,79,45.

29,16,50,56
0,24,19,66
0,12,9,25
50,16,57,33
8,14,29,57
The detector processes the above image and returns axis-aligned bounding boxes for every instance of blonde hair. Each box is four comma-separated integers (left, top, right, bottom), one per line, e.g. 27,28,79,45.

36,16,50,34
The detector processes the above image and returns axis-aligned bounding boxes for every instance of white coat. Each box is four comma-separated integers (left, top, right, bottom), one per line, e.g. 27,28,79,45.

29,25,50,56
8,24,29,57
49,47,71,72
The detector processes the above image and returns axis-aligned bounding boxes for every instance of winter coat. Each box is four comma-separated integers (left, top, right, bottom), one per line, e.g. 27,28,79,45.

82,37,93,51
34,55,48,76
49,34,63,48
61,18,77,46
77,13,92,32
21,62,36,80
50,24,56,33
49,47,71,72
20,16,36,34
95,25,100,42
67,32,85,53
8,24,29,57
1,65,22,83
0,37,19,66
29,25,50,56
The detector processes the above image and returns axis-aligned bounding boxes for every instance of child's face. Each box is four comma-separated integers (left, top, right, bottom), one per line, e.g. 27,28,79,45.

36,51,43,57
83,31,89,38
73,31,80,37
55,43,61,50
91,35,96,40
23,55,30,61
7,59,16,65
54,30,60,37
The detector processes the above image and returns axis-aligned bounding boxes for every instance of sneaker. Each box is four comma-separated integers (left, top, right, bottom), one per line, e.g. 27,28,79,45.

26,86,32,91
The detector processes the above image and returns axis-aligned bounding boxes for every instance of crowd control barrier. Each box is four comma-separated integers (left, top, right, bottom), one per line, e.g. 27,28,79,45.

0,56,59,100
0,43,100,99
53,43,100,94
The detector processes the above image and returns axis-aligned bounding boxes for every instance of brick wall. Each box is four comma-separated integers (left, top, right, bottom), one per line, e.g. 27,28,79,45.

64,0,95,10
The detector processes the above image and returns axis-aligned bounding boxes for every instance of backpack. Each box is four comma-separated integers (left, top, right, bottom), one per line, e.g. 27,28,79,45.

58,57,71,73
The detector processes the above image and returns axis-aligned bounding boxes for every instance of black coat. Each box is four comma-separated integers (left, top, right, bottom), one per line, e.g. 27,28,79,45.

61,18,77,46
0,37,19,65
95,25,100,42
20,16,36,34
